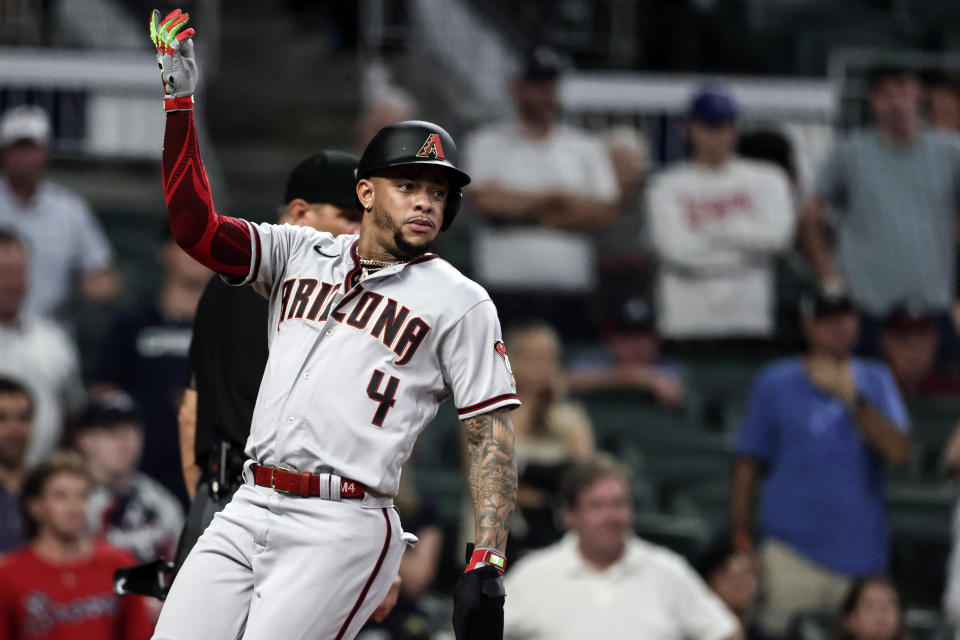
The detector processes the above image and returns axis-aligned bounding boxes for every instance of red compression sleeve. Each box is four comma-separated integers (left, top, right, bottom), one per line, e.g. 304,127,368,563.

162,110,254,277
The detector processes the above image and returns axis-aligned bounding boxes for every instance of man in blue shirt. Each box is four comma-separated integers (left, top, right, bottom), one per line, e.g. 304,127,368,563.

730,283,910,638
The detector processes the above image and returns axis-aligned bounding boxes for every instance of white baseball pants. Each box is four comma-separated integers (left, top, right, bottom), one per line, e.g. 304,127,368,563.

152,481,405,640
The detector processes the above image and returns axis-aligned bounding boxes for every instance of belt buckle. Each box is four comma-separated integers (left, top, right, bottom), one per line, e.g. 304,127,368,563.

271,463,298,494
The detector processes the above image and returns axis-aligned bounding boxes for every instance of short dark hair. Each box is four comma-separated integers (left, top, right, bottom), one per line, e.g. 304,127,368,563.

19,451,92,540
0,228,24,249
868,65,917,92
560,454,632,510
834,576,907,640
0,376,33,415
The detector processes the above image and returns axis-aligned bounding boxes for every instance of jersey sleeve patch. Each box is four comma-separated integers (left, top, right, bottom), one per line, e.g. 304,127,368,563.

494,340,513,375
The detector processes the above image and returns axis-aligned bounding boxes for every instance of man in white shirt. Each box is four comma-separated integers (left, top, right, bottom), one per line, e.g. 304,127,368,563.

504,454,741,640
646,86,794,343
0,229,84,463
0,105,118,326
465,47,620,342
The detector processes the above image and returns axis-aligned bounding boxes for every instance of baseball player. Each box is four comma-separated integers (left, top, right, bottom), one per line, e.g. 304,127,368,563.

150,10,518,640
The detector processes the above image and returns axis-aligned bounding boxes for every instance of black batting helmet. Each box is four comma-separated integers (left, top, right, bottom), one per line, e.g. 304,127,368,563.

357,120,471,231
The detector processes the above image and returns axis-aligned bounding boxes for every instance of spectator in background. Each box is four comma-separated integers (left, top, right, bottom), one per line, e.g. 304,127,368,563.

923,72,960,133
0,450,153,639
93,227,211,504
0,377,33,552
355,85,416,151
567,296,684,407
499,320,594,558
0,229,84,464
646,85,794,346
880,299,960,399
0,105,118,326
465,47,620,342
835,577,907,640
697,539,766,640
607,126,649,204
504,455,740,640
597,126,650,260
731,284,910,638
75,392,183,563
799,66,960,357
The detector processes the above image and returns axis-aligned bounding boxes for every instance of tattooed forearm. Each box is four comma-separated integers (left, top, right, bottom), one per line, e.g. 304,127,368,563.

462,408,518,551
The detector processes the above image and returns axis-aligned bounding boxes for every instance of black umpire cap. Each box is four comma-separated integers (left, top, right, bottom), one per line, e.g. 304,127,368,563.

283,150,360,209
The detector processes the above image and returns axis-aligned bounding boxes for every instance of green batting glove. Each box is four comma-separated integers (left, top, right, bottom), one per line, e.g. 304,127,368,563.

149,8,198,102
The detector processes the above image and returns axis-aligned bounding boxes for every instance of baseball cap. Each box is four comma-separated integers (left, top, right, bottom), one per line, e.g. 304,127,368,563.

884,298,935,333
688,85,739,124
800,281,857,319
520,46,564,82
0,105,51,147
76,391,140,432
609,296,656,334
283,150,360,209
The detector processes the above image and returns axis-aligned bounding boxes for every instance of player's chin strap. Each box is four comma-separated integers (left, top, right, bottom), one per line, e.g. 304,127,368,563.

464,543,506,574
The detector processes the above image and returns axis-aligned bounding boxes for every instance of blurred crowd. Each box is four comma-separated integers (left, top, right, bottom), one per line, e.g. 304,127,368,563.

3,41,960,639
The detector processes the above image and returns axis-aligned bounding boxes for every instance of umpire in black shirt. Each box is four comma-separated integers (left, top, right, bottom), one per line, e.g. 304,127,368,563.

174,150,362,572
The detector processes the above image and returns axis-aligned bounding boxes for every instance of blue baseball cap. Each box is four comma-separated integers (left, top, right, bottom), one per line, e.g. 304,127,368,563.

688,85,739,124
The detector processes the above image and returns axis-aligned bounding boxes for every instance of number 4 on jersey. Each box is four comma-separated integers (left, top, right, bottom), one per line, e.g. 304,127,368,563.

366,369,400,427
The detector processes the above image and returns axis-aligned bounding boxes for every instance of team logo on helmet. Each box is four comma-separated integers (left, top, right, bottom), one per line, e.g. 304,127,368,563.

416,133,445,160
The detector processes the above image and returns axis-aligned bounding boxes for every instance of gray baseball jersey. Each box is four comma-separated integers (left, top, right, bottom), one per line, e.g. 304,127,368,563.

233,223,520,496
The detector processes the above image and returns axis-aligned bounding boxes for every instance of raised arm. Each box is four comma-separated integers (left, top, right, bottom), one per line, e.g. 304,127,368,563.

461,407,518,551
153,9,253,279
163,111,253,278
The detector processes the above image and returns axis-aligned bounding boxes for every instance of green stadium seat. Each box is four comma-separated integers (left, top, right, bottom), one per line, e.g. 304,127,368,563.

886,482,954,607
411,468,465,526
668,481,731,533
886,482,954,543
633,512,714,560
573,390,693,449
906,397,960,478
615,427,736,502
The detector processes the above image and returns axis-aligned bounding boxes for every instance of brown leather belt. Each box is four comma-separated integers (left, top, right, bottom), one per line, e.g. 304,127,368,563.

251,464,366,499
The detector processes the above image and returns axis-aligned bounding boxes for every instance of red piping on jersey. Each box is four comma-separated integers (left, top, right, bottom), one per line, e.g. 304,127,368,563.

249,224,262,283
457,393,521,416
343,241,362,290
162,110,253,277
404,254,439,267
334,509,392,640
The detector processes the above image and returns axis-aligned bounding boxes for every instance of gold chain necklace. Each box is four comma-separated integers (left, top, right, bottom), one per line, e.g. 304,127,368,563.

358,257,407,283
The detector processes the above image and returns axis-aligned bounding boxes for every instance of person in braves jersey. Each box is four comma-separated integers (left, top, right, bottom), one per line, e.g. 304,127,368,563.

149,9,518,640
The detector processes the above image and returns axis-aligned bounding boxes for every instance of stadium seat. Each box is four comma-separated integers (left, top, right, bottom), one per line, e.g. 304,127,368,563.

573,390,693,449
633,511,713,560
411,468,465,526
906,397,960,478
668,480,731,533
887,482,955,607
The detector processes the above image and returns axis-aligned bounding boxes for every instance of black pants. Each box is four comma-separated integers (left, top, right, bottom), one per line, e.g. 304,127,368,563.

172,472,243,578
